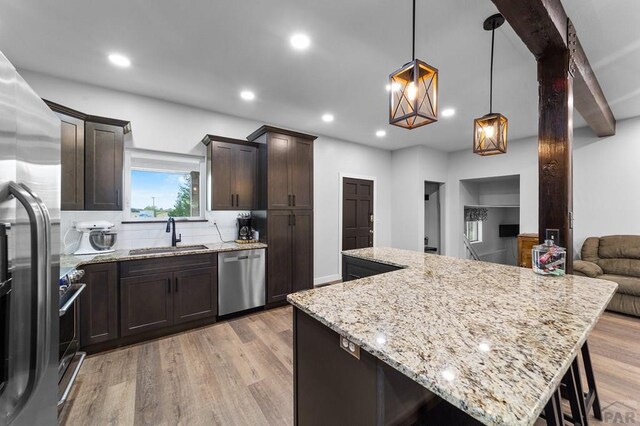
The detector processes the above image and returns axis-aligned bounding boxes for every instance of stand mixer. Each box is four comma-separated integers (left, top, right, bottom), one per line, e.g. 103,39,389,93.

74,221,118,255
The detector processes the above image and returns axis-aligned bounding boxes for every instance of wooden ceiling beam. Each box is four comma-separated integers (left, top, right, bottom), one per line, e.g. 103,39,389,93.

491,0,616,136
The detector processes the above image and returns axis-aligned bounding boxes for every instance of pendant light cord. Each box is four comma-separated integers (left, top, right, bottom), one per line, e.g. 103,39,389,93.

412,0,416,60
489,23,496,114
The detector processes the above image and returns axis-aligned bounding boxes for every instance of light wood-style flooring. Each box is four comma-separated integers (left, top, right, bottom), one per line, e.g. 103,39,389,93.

61,308,640,426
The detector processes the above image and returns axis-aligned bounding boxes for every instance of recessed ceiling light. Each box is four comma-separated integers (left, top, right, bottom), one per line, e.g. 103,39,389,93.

322,113,334,122
108,53,131,68
441,108,456,117
240,90,255,101
290,33,311,50
375,130,386,137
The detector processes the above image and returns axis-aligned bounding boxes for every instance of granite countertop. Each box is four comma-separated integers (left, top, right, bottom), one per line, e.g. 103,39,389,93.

287,247,618,426
60,242,267,277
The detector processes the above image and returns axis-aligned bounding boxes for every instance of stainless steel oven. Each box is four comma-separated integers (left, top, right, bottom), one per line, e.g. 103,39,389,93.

57,270,86,409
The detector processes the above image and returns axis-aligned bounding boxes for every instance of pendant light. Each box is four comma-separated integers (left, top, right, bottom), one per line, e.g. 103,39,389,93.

473,14,508,156
389,0,438,129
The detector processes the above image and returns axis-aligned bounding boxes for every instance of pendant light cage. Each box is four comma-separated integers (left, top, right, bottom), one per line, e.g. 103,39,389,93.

389,59,438,129
473,13,508,155
473,113,508,155
388,0,438,129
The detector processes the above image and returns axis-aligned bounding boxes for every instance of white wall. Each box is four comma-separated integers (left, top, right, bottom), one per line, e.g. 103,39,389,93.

447,115,640,259
21,70,392,283
573,117,640,257
446,139,538,258
314,140,392,284
391,146,448,251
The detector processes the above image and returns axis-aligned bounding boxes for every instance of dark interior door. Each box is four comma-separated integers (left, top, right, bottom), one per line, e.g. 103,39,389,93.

342,178,374,250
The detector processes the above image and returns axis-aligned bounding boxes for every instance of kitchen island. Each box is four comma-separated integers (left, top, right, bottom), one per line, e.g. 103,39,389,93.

287,247,617,425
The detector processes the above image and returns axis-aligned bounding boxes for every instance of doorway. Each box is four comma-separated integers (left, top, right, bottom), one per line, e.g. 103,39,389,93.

342,177,374,250
424,181,443,254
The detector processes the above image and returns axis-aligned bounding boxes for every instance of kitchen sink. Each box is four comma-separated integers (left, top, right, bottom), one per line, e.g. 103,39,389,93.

129,245,209,256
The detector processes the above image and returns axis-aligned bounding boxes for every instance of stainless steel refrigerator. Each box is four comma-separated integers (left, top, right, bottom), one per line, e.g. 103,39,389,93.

0,51,61,425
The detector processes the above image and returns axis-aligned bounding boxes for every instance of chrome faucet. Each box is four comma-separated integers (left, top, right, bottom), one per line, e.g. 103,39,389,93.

166,218,182,247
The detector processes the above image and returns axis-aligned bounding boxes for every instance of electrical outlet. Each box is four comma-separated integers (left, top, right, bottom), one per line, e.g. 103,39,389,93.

546,229,560,243
208,217,217,226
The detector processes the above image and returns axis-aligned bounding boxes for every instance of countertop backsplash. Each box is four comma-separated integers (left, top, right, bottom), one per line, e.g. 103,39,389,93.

60,210,250,254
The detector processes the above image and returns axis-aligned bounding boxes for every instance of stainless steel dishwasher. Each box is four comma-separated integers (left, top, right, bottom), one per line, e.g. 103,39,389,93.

218,249,266,315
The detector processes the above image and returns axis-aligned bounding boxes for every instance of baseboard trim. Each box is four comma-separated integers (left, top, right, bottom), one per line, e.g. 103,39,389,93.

314,274,341,287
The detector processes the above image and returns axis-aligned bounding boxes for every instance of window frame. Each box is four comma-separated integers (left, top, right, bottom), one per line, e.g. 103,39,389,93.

123,148,206,222
465,220,483,244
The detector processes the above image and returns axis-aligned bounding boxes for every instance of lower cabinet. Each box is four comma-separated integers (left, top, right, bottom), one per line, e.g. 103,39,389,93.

267,210,313,304
121,272,174,337
173,267,218,324
79,262,119,346
342,255,401,282
121,263,217,337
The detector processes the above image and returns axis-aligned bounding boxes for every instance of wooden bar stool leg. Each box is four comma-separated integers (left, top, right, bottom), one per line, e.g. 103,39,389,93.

571,358,589,426
562,358,586,426
544,389,564,426
581,341,602,420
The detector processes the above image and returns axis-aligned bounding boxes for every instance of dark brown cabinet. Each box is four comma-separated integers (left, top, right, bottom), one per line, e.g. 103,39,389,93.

342,255,401,282
265,134,313,210
202,135,258,210
248,125,316,305
120,254,217,337
79,262,119,347
58,113,85,210
267,210,313,304
248,126,315,210
267,211,293,303
85,121,124,211
45,100,130,211
121,272,173,337
292,210,313,292
173,267,218,324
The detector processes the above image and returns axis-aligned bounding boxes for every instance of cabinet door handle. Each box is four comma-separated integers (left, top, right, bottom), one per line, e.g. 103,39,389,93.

116,189,120,207
175,277,179,293
293,214,296,226
167,278,171,293
236,194,239,207
293,194,296,206
288,214,292,226
288,194,292,206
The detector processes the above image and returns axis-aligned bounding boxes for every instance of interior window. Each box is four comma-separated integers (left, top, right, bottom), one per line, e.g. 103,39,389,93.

125,150,204,220
465,221,483,243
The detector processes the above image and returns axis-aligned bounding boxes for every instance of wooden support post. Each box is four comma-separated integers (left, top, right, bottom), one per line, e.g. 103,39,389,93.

537,50,574,271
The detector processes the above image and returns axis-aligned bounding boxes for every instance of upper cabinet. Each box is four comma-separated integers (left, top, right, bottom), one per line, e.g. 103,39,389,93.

57,112,85,210
45,100,130,211
247,125,316,211
85,121,124,210
202,135,258,210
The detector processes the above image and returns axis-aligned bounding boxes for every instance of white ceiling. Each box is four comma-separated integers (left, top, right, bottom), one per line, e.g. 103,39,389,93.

0,0,638,152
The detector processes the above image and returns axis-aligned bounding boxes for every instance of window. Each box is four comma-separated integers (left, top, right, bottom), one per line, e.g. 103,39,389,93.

465,221,483,243
124,149,205,221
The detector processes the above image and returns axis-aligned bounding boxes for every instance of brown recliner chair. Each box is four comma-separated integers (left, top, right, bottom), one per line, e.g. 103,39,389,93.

574,235,640,317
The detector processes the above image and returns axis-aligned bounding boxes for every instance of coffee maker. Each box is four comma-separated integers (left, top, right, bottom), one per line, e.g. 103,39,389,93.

237,213,253,241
